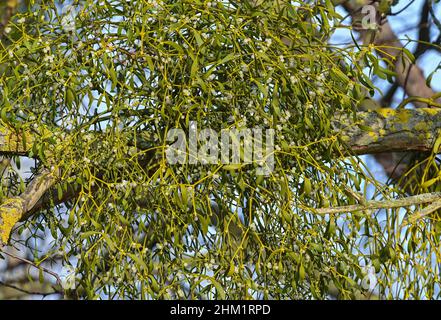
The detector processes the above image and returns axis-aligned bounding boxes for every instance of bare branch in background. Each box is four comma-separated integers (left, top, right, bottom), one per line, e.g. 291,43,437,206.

342,0,440,107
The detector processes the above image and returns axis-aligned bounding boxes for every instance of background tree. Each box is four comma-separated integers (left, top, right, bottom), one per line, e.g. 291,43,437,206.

0,0,441,299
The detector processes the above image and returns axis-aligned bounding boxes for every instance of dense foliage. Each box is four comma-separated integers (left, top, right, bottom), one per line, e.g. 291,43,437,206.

1,0,440,299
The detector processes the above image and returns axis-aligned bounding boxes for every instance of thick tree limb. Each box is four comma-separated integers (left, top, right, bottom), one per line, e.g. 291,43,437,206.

0,168,57,247
339,0,441,187
334,108,441,154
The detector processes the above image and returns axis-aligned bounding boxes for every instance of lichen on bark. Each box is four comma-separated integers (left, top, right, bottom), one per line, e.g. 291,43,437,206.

333,108,441,154
0,198,23,244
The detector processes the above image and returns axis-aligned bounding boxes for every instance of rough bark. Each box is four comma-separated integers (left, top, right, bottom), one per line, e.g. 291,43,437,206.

0,168,57,247
334,108,441,154
339,0,441,186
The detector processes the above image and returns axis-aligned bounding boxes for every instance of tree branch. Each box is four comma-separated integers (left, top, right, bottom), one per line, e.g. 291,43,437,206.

1,107,441,248
341,0,440,107
403,198,441,225
0,280,60,299
335,108,441,154
309,192,441,215
0,168,58,247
